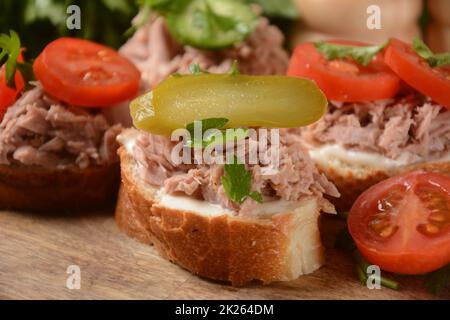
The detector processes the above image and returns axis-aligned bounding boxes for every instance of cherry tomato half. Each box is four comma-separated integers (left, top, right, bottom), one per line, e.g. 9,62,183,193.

33,38,140,107
384,38,450,109
287,41,400,102
349,171,450,275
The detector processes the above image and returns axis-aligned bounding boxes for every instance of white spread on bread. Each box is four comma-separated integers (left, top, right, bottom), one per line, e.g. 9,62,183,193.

157,189,233,216
301,96,450,166
0,84,122,169
157,188,309,218
117,129,138,154
308,143,450,171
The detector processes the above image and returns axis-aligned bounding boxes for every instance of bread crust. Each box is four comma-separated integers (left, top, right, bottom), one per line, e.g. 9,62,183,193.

0,162,120,212
315,158,450,212
116,147,329,286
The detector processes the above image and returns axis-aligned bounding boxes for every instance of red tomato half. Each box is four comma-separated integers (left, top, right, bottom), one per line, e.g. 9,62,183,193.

33,38,140,107
287,41,400,102
349,171,450,275
384,38,450,109
0,53,25,121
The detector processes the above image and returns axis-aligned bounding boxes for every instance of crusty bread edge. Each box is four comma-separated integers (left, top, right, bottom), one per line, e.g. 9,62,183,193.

312,153,450,212
115,147,334,286
0,162,120,212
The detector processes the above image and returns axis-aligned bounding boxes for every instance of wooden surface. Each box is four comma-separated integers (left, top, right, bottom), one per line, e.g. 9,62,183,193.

0,209,448,300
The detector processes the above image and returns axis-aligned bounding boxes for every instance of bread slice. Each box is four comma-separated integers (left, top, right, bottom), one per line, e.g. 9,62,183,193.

0,162,120,212
310,147,450,212
115,147,336,286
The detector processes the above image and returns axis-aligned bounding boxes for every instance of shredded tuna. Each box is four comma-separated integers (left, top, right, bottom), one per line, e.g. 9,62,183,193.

0,84,122,169
120,16,289,88
302,96,450,163
127,128,339,216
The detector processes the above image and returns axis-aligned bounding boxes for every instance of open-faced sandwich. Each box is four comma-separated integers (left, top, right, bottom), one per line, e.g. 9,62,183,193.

115,67,340,286
0,33,140,211
288,38,450,211
120,0,290,88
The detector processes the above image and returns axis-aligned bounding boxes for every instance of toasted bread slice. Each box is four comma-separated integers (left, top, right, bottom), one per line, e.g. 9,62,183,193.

0,163,120,212
311,148,450,212
115,147,335,286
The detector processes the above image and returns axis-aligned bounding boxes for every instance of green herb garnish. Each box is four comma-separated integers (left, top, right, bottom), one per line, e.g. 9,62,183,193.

229,60,240,75
424,264,450,294
188,63,209,75
186,118,228,137
0,30,22,88
413,36,450,68
131,0,258,50
334,216,400,291
354,251,400,290
0,30,33,89
167,0,258,50
314,41,387,66
221,156,262,204
185,117,248,148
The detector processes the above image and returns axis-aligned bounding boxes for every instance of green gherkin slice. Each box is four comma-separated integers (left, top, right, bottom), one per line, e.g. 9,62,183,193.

130,74,327,135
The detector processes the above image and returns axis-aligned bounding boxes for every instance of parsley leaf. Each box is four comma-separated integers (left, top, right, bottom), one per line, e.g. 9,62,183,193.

0,30,34,90
186,117,228,148
188,63,209,75
186,117,229,138
0,30,21,88
424,264,450,294
166,0,257,49
221,156,262,204
413,37,450,68
185,118,248,148
229,60,240,75
188,61,240,75
314,41,387,66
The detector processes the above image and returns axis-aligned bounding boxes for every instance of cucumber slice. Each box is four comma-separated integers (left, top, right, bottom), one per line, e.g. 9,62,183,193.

166,0,258,50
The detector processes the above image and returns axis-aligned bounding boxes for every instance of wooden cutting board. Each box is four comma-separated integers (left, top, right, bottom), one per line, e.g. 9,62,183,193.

0,209,448,300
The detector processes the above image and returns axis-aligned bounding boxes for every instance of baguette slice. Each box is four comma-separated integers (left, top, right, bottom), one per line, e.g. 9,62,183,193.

0,163,120,212
311,148,450,212
116,147,335,286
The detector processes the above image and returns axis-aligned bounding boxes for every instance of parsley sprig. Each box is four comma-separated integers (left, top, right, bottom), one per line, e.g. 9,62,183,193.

314,41,387,66
413,36,450,68
221,156,262,204
424,264,450,294
129,0,257,50
185,118,248,148
335,215,400,291
0,30,33,89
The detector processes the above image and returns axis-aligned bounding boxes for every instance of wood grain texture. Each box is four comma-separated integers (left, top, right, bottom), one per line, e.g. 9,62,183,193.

0,210,448,300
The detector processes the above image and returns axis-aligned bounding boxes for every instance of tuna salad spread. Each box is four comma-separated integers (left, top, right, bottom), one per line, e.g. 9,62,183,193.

301,95,450,164
120,16,289,88
0,84,122,169
124,128,339,216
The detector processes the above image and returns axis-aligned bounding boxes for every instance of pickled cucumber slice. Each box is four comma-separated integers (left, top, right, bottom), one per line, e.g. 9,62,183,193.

130,74,327,135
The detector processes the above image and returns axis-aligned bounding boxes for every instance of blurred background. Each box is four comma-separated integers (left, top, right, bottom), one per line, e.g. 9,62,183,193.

0,0,448,58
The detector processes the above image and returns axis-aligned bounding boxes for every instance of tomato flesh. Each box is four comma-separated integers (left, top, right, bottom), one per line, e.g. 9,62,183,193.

348,171,450,275
0,54,24,121
287,41,400,102
384,38,450,109
33,38,140,107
